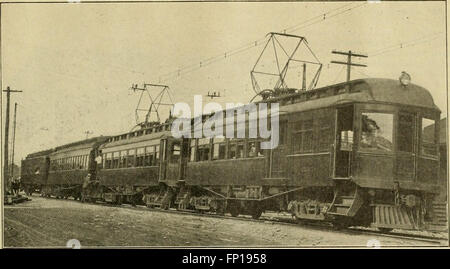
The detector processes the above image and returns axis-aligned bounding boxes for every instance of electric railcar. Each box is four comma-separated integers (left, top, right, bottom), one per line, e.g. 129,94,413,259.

20,149,53,195
21,77,445,231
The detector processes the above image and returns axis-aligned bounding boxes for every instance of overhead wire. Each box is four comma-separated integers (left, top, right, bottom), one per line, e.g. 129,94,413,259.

341,32,446,80
158,2,368,83
287,2,367,34
369,32,445,57
332,66,346,84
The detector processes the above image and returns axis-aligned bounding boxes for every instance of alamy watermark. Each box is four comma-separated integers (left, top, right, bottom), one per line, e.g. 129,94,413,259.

171,95,279,150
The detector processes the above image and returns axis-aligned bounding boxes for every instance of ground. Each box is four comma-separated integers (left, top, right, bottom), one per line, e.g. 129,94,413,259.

3,196,447,248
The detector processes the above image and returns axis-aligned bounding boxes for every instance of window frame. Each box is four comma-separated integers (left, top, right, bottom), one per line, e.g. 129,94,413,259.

246,140,258,158
145,146,155,167
155,145,160,165
358,110,395,154
189,139,197,162
292,118,314,154
170,141,181,164
197,138,211,162
317,117,333,152
105,152,113,169
396,112,416,154
228,140,237,159
112,152,120,168
212,137,226,160
420,116,438,158
128,149,136,167
136,147,145,167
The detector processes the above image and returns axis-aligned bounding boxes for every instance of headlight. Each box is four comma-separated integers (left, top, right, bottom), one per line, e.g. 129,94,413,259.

399,71,411,86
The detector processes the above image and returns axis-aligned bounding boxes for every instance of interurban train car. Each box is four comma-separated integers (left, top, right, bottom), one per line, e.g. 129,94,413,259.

21,77,445,231
25,137,109,199
21,149,54,195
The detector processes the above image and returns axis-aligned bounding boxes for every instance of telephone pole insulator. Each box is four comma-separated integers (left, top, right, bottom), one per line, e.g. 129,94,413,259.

207,91,221,99
84,130,93,139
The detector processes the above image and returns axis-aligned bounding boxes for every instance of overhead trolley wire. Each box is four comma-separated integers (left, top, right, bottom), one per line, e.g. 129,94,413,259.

158,2,368,83
340,32,446,80
369,32,445,57
332,66,347,84
286,2,367,34
281,2,355,33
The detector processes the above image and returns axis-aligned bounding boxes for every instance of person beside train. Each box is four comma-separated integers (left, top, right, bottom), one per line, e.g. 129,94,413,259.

10,177,21,196
81,173,91,202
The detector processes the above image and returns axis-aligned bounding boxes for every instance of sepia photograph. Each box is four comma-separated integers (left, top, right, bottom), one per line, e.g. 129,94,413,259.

0,0,448,251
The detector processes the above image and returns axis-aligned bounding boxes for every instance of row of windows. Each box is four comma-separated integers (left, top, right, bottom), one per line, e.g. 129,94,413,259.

360,112,437,156
186,117,326,160
50,155,89,171
97,112,438,169
99,137,268,168
108,125,170,143
187,137,266,163
293,112,438,156
100,145,160,169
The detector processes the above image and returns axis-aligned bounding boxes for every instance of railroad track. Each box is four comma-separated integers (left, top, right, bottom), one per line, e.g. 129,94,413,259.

27,195,449,246
348,228,447,244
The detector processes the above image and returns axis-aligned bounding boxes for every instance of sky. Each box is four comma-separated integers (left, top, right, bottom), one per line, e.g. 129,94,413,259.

1,1,447,164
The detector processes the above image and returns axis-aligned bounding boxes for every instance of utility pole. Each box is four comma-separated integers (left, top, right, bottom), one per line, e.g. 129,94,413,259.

11,103,17,178
301,63,307,91
331,50,368,85
2,87,22,183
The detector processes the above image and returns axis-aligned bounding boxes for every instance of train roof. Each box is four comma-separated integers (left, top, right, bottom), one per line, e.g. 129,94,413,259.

52,136,109,153
265,78,440,112
99,130,171,151
25,148,55,159
355,78,438,110
182,78,440,126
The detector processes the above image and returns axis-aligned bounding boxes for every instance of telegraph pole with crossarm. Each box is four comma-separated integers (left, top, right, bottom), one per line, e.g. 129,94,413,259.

331,50,368,84
3,86,22,184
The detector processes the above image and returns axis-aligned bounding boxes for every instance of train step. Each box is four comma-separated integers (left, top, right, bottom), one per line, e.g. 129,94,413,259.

327,183,364,218
333,203,351,207
340,196,355,206
329,204,350,214
326,211,348,216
